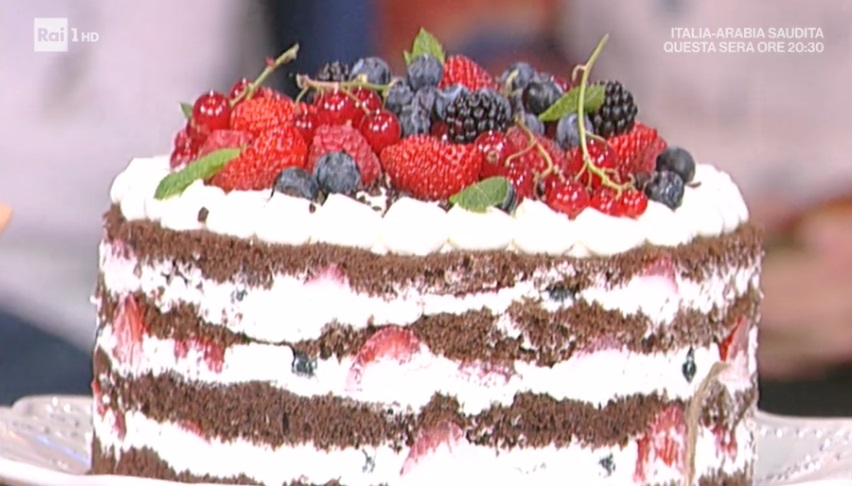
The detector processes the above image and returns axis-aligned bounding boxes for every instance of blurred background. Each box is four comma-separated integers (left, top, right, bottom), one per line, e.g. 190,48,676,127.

1,0,852,413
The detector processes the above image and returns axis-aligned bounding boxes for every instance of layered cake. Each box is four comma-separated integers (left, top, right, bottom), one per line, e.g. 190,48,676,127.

92,32,762,485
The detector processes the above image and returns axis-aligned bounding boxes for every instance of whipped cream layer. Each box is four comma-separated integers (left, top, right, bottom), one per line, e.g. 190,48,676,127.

109,156,750,257
93,409,754,486
99,240,759,344
94,317,757,412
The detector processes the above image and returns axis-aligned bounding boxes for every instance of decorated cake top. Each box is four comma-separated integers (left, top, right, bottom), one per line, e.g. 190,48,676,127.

110,31,749,257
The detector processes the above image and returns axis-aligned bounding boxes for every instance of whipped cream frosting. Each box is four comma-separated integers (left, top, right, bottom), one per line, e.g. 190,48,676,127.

109,155,750,257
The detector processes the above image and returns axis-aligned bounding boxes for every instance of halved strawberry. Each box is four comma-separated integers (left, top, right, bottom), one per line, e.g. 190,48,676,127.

719,316,749,362
634,405,687,483
346,327,426,390
401,421,466,475
209,125,308,192
112,294,147,367
380,136,482,200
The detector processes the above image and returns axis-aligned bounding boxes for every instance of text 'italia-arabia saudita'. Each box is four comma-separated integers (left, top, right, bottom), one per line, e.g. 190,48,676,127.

92,30,762,486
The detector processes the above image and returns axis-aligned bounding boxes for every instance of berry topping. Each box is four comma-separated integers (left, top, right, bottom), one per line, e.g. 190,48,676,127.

112,295,147,367
644,170,686,210
439,55,495,91
543,180,591,218
230,97,296,136
407,54,444,90
209,125,308,192
719,316,749,363
619,188,649,218
315,61,351,82
292,104,318,143
308,124,381,186
434,84,469,121
190,91,231,137
608,123,667,175
273,167,319,200
499,61,537,92
590,187,622,216
444,88,512,143
384,78,415,115
523,78,563,115
554,113,594,150
170,127,197,169
589,80,638,138
565,139,625,189
228,78,252,101
347,327,425,390
349,56,391,85
398,104,432,138
228,79,281,103
359,110,401,153
500,127,566,199
634,405,687,483
314,89,359,126
197,130,253,158
351,87,383,126
656,146,696,184
429,121,449,141
313,151,362,194
401,422,467,475
475,131,516,179
521,113,545,135
381,135,482,200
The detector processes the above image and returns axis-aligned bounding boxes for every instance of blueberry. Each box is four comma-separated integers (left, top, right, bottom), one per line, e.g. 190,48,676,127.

522,112,545,135
499,62,537,92
273,167,319,200
291,351,317,378
349,56,391,85
655,147,696,183
406,54,443,91
599,454,616,476
498,184,518,213
413,86,439,114
384,78,414,115
523,79,563,115
434,84,469,120
681,347,697,383
644,170,685,210
398,104,431,137
313,151,362,194
554,113,594,150
545,283,577,303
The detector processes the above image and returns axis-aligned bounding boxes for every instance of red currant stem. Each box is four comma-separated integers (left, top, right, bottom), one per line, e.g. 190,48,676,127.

516,121,557,182
296,75,388,93
294,87,310,105
230,43,300,107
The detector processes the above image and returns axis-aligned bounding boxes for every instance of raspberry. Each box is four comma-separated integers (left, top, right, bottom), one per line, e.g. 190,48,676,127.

191,91,231,137
443,89,512,143
439,55,495,91
608,123,667,175
314,89,359,126
500,127,567,199
543,180,590,218
209,126,307,192
170,127,197,168
359,110,401,154
197,130,254,158
380,136,482,200
589,80,638,138
230,98,295,137
315,61,351,82
308,124,381,186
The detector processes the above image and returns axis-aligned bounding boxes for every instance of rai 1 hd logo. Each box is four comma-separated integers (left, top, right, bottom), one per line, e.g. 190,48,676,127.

33,18,99,52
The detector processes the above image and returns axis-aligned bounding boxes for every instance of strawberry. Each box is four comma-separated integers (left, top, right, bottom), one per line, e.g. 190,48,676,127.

713,425,738,459
346,327,425,390
308,125,381,186
499,127,567,199
634,405,687,483
719,316,749,362
608,122,667,176
196,130,254,158
439,55,496,91
380,136,482,200
229,97,295,137
209,126,308,192
401,422,466,475
112,294,147,367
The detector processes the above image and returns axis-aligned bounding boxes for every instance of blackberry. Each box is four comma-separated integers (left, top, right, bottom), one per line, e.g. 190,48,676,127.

444,89,512,143
589,81,638,138
349,57,391,85
315,61,351,82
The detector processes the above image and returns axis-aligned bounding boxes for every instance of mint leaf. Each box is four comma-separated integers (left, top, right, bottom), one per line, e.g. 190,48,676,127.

154,148,241,200
448,177,510,213
180,102,193,119
538,84,606,122
406,28,445,65
403,50,413,65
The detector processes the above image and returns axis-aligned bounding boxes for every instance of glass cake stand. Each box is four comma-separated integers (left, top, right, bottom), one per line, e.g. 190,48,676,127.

1,396,852,485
